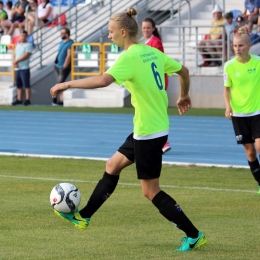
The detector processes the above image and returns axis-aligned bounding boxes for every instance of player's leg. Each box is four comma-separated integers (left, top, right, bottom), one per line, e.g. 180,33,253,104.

233,116,260,190
55,133,134,228
136,136,206,251
250,114,260,192
79,151,133,218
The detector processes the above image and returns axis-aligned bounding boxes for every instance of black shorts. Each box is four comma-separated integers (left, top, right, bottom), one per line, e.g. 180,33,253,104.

118,133,167,180
15,69,30,88
232,114,260,144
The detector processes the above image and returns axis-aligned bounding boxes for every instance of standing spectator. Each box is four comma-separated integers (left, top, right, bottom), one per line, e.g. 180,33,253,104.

26,0,53,35
142,17,171,154
223,26,260,194
12,30,33,106
0,1,8,34
1,0,29,35
198,4,225,66
50,7,207,252
5,1,13,20
241,0,260,32
52,27,74,106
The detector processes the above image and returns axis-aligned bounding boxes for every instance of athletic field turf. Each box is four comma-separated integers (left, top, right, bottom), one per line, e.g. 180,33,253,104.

0,106,259,259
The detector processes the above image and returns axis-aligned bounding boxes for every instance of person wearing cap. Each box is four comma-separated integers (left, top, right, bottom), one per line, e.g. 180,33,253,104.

241,0,260,32
198,4,225,66
235,15,246,31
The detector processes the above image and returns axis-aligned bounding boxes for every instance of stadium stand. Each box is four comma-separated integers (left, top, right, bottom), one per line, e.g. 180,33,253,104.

1,0,257,108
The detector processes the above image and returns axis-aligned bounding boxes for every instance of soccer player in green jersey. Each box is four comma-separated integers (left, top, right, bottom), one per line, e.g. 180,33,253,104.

50,7,206,252
224,26,260,193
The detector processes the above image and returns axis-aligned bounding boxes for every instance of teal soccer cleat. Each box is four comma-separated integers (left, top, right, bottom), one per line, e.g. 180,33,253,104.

174,231,207,252
54,209,90,230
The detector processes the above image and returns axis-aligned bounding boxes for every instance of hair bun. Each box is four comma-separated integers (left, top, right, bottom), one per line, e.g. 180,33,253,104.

236,26,249,36
126,8,137,17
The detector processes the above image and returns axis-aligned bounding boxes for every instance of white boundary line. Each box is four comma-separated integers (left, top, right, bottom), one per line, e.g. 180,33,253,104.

0,174,256,194
0,152,249,169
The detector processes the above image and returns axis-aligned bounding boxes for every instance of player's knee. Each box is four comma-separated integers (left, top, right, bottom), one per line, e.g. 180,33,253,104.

105,158,121,175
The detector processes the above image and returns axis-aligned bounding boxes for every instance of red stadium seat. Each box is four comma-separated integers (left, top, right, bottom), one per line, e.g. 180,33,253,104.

12,35,20,45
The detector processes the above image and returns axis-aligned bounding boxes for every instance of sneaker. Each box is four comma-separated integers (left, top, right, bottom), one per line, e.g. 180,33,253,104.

174,231,207,252
162,141,171,153
12,99,23,105
54,209,90,230
23,100,31,106
57,101,63,106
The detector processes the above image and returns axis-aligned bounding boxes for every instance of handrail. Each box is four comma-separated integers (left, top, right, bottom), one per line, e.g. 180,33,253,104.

157,24,226,72
27,0,182,71
178,0,191,38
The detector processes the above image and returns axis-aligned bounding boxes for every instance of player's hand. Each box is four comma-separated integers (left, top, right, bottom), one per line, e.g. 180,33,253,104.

50,82,69,97
176,95,192,115
225,108,233,120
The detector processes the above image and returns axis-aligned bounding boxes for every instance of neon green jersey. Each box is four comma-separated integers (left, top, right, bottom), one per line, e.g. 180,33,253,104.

106,44,182,138
224,54,260,116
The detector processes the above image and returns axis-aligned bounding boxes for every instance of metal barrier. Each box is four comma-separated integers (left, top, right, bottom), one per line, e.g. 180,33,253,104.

158,24,225,72
102,42,122,72
71,42,103,80
0,44,15,83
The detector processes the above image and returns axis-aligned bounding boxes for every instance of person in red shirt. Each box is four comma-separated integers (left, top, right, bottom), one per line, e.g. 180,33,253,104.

142,17,171,153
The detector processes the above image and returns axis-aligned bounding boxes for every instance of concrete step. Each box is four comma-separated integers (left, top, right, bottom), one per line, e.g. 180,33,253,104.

63,83,129,107
0,82,16,105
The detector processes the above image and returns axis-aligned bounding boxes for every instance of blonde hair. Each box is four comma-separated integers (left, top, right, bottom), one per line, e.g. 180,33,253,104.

110,8,139,40
234,26,251,45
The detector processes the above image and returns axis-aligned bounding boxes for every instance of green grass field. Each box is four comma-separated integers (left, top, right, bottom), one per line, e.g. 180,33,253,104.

0,156,259,260
0,105,225,117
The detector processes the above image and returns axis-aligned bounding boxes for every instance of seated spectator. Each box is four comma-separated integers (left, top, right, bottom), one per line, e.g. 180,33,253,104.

235,15,260,45
1,0,29,35
0,1,8,34
224,12,237,59
18,0,38,32
198,4,225,66
224,12,236,42
26,0,53,34
241,0,260,32
5,1,13,20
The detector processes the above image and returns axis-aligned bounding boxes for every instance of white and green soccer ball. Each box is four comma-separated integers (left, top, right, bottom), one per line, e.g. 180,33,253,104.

50,183,81,213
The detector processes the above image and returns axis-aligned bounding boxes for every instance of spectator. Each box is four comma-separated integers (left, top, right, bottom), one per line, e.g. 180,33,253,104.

198,4,225,66
12,30,33,106
141,17,171,154
224,12,236,42
5,1,13,20
235,15,260,45
18,0,38,32
52,27,74,106
224,12,236,59
0,1,8,34
1,0,29,35
26,0,53,35
241,0,260,32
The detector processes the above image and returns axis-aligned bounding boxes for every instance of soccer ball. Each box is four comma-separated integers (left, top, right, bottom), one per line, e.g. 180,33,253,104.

50,183,81,213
